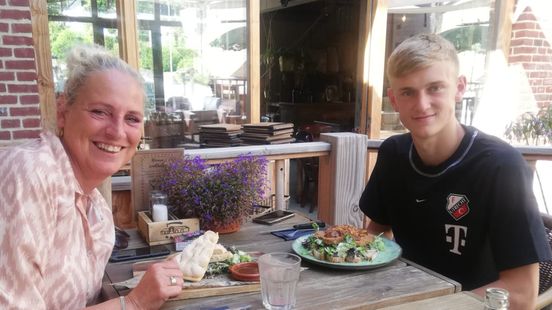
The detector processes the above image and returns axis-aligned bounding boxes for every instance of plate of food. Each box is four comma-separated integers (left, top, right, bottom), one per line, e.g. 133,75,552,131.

291,225,402,270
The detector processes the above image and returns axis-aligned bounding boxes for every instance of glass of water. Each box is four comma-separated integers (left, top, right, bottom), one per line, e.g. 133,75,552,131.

258,252,301,310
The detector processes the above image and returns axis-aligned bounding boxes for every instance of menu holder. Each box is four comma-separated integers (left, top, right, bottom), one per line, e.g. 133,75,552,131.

130,148,184,217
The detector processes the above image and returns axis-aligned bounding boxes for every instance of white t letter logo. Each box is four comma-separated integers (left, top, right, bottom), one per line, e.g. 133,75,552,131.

445,224,467,255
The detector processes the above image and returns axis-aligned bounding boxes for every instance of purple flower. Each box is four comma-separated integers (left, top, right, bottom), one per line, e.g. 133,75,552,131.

155,154,269,226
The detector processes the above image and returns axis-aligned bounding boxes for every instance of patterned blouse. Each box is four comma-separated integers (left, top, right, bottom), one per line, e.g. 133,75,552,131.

0,131,115,309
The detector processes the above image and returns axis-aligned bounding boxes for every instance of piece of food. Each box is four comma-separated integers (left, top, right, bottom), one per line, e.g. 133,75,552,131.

302,225,384,263
205,247,253,276
175,230,219,282
314,225,374,246
210,244,234,262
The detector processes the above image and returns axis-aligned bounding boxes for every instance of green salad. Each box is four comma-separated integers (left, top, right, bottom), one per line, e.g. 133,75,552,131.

205,246,252,276
301,227,385,263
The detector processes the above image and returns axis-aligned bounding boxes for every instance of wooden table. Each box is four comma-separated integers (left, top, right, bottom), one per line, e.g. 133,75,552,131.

102,215,463,309
380,292,483,309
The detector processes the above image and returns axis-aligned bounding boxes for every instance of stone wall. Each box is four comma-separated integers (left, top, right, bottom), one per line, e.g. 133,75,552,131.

508,6,552,110
0,0,40,141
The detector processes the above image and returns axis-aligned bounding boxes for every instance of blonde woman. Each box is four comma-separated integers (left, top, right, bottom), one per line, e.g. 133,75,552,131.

0,45,183,309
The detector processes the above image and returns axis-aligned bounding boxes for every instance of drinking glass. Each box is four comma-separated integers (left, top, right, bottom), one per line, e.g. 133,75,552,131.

258,252,301,310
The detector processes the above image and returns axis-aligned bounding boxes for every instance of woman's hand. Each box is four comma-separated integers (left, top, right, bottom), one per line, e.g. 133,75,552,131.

125,258,183,310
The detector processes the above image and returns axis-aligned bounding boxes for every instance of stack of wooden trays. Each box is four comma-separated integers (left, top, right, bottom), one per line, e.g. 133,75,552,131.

240,122,295,145
199,124,243,147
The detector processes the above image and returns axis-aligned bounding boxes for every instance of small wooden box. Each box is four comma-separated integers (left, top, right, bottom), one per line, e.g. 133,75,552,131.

137,211,200,245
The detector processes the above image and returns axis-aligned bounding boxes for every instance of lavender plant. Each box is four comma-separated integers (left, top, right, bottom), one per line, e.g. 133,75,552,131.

156,154,269,227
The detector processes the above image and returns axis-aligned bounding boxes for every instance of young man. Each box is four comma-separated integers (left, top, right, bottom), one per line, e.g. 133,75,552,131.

359,33,551,309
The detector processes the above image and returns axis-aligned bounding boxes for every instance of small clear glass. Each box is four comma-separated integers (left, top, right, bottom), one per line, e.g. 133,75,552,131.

484,287,509,310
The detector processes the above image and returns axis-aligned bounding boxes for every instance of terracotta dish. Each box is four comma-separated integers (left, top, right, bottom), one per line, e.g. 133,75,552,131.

229,262,260,282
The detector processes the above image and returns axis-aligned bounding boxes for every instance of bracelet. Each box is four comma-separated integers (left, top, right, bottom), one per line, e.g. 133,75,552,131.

119,296,126,310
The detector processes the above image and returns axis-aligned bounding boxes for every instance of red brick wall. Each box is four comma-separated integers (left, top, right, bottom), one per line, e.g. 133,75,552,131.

0,1,40,142
508,6,552,110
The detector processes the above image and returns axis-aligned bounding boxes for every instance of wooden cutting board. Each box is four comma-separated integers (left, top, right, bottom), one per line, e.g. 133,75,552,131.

133,260,260,300
175,282,260,300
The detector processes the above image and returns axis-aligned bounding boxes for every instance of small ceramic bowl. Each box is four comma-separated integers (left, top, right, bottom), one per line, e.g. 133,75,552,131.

229,262,260,282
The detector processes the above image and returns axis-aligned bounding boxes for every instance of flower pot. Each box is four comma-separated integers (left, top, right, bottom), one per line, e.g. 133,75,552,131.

204,219,241,234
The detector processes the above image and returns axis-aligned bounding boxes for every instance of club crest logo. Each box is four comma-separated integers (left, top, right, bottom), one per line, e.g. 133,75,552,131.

446,194,470,220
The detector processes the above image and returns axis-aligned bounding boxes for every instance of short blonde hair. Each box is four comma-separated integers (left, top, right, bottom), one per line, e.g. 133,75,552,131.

64,44,144,105
386,33,459,80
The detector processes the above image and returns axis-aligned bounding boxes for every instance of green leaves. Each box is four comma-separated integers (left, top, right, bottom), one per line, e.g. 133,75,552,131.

505,105,552,145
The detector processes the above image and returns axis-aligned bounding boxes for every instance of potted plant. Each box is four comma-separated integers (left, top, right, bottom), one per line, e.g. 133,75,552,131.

505,105,552,146
155,154,269,233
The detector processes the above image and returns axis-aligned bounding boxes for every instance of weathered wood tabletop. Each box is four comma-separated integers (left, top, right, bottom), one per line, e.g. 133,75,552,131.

102,214,462,309
380,291,483,309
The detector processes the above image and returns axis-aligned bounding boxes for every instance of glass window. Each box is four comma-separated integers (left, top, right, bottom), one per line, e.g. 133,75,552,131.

47,0,249,149
97,0,117,19
49,21,94,93
137,0,248,148
48,1,118,94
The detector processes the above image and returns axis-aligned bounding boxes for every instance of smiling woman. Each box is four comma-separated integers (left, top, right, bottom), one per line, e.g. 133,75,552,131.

0,44,185,309
57,68,144,193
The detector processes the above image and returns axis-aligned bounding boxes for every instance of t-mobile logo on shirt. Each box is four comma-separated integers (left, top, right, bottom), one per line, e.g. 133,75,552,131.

445,224,467,255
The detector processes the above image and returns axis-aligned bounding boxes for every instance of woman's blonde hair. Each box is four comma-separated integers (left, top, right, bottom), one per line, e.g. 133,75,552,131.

386,33,459,80
63,44,144,105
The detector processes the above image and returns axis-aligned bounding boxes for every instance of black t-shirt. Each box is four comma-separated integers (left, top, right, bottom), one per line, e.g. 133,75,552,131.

359,126,552,290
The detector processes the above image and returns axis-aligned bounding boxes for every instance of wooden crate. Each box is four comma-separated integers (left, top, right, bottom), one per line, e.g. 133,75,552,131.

137,211,200,245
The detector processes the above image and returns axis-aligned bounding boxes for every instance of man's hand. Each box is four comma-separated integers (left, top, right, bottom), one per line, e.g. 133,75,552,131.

472,263,539,310
365,218,393,240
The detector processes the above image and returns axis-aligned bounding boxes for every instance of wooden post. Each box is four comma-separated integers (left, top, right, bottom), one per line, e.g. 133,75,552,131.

274,159,286,210
247,0,260,123
357,0,388,220
318,133,368,227
30,0,56,133
116,0,140,69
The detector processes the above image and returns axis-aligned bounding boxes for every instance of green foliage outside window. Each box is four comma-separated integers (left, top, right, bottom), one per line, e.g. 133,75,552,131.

48,0,115,16
505,105,552,146
49,22,91,59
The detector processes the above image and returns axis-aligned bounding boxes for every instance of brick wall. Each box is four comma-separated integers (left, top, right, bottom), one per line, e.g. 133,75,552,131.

508,6,552,110
0,1,40,142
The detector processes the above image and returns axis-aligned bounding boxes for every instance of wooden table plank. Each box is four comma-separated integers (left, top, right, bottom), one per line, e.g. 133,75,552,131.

102,215,459,309
380,292,483,309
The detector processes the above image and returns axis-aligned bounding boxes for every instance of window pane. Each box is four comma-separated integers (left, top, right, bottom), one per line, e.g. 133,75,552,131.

49,21,94,93
138,0,248,149
103,28,119,55
137,0,155,21
48,1,119,94
48,0,92,17
97,0,117,19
